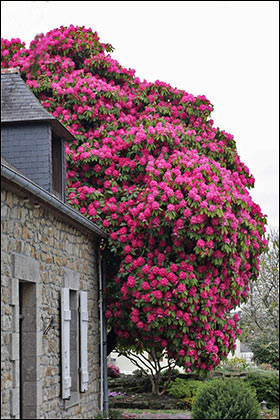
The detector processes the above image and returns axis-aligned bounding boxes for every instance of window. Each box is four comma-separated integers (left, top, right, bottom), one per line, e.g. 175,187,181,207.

69,290,79,406
61,288,88,406
11,253,41,419
51,134,64,200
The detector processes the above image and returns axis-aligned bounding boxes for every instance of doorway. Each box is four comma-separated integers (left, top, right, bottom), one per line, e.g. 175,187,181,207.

19,281,38,419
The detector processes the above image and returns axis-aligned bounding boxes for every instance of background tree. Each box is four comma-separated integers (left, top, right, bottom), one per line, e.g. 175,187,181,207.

1,26,268,393
240,228,279,368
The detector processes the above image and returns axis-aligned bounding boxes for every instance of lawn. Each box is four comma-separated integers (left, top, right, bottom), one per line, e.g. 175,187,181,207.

120,408,279,419
120,409,191,419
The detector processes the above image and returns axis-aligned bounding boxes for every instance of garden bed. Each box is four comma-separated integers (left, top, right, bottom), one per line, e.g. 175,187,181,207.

108,367,279,416
109,392,186,410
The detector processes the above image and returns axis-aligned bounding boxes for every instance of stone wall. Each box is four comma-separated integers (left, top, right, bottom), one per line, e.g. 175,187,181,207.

1,186,101,419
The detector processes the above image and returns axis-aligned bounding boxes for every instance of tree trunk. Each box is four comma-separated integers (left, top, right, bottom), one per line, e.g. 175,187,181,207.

148,371,162,396
107,329,117,355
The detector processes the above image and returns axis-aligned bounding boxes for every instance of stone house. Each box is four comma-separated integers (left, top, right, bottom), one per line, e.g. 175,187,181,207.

240,343,254,364
1,68,108,419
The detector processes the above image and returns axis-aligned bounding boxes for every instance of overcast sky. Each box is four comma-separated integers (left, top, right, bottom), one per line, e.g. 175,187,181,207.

1,1,279,229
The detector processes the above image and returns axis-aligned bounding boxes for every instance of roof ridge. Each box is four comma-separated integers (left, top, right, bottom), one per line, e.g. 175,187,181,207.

1,69,55,122
1,67,21,74
1,70,76,142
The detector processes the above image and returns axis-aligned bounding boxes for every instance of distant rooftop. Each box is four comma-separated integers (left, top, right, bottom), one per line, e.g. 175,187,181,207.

240,343,253,353
1,68,74,141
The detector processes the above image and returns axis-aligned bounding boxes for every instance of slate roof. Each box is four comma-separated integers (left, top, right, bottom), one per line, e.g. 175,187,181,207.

240,343,253,353
1,68,75,142
1,156,24,173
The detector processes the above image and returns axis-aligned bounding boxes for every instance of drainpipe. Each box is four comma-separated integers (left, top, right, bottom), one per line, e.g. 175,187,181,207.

98,240,109,417
102,247,109,416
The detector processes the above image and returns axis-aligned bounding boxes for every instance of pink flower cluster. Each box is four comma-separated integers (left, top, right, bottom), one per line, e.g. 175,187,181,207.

107,363,120,378
1,25,268,374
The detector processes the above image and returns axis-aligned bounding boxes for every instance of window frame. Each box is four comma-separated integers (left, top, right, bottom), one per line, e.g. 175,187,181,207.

61,284,89,408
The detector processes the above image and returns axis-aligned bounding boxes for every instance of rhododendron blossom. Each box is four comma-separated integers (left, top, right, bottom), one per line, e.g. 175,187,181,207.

1,25,268,374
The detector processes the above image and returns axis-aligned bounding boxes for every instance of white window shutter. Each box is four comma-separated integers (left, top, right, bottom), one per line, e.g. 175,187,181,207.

80,291,89,392
61,288,72,399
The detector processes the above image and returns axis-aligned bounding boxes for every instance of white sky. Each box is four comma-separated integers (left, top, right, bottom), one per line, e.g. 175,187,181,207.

1,1,279,229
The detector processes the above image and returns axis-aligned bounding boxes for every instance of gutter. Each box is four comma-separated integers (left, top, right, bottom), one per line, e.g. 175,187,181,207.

1,162,107,239
102,248,109,416
98,241,109,417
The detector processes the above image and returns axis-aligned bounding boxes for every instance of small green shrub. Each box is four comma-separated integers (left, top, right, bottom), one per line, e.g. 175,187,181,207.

132,369,143,377
167,378,203,409
161,367,180,379
192,378,261,419
244,370,279,408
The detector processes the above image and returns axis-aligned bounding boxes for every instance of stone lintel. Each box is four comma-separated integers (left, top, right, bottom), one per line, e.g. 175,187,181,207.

13,253,39,283
63,268,80,290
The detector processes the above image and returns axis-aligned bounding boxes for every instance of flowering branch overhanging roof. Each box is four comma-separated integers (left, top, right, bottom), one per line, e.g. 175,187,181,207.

1,26,268,373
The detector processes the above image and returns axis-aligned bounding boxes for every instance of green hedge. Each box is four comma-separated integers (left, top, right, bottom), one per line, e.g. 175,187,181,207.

192,378,261,419
167,378,204,409
244,371,279,408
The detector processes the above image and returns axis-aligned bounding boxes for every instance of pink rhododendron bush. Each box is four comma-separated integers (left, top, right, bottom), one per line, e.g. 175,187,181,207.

2,26,268,375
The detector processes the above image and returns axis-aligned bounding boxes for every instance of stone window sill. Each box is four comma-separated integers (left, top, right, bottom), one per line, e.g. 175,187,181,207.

64,391,80,409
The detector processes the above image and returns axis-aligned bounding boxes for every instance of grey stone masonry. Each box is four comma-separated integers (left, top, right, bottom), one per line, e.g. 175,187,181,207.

1,186,101,419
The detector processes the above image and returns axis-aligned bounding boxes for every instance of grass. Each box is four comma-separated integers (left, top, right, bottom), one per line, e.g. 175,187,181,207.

122,409,190,414
120,407,279,419
120,410,190,419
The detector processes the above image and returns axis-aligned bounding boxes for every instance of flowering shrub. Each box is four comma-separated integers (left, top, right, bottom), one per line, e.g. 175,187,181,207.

108,391,126,397
216,357,250,372
257,363,277,372
108,363,121,378
1,25,268,375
